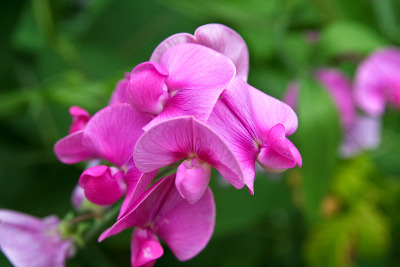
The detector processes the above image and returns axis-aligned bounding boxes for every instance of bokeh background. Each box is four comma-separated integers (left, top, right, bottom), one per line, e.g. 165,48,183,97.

2,0,400,266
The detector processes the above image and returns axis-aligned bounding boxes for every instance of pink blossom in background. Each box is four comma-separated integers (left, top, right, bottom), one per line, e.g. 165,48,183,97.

283,68,381,158
208,77,302,193
99,174,216,267
0,210,73,267
354,47,400,116
133,116,245,203
68,106,90,134
108,72,130,106
150,23,249,81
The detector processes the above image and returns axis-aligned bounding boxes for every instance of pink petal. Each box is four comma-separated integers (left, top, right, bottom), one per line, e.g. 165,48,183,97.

207,99,258,194
153,180,215,261
109,73,130,106
315,68,356,129
176,158,211,204
83,104,153,168
195,23,249,81
257,124,302,172
131,228,163,267
126,62,169,114
54,131,95,164
143,43,236,129
340,115,381,158
0,210,72,267
135,116,245,189
119,164,158,219
99,175,172,242
354,47,400,116
79,165,126,206
68,106,90,134
150,33,196,63
248,84,299,137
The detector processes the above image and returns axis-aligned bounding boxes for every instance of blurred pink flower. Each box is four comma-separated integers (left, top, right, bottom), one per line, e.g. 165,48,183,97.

354,47,400,116
99,174,215,267
0,210,73,267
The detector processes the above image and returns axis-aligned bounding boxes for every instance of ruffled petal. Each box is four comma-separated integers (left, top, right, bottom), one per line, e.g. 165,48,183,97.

127,62,169,114
257,124,302,172
195,23,249,81
79,165,126,206
54,131,95,164
135,116,245,189
207,99,257,193
176,158,211,204
150,33,196,63
83,104,153,168
143,43,236,129
131,228,163,267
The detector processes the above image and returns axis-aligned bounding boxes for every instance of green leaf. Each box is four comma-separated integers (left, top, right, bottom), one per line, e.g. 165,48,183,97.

297,77,341,223
320,20,388,58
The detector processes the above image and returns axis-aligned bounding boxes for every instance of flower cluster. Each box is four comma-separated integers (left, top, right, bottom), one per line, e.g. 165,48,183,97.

52,24,302,266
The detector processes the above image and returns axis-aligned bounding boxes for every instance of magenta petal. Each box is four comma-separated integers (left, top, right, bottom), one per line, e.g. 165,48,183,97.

154,183,215,261
257,124,302,172
135,116,245,189
79,165,126,206
354,48,400,116
69,106,90,134
131,228,163,267
207,100,257,193
150,33,196,63
0,210,72,267
119,165,158,219
176,158,211,204
54,131,95,164
195,23,249,81
127,62,169,114
144,43,236,129
109,73,130,106
83,104,153,168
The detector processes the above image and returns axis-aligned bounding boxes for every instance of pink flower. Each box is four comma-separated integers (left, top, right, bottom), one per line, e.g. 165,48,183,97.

68,106,90,134
354,47,400,116
133,116,245,203
109,73,130,106
150,23,249,81
126,43,236,130
284,68,381,157
0,210,73,267
208,77,302,193
99,174,215,267
55,104,156,214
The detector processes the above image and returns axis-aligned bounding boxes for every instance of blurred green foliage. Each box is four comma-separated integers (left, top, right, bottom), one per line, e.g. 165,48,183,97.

1,0,400,266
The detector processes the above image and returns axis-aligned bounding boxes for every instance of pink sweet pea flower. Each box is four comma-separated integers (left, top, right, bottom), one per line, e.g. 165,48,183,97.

150,23,249,81
133,116,245,204
126,43,236,130
0,210,73,267
354,47,400,116
99,174,216,267
55,104,156,214
284,68,381,158
68,106,91,134
208,77,302,193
